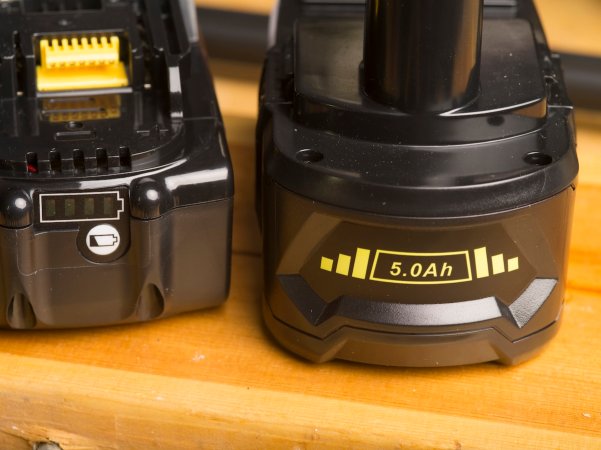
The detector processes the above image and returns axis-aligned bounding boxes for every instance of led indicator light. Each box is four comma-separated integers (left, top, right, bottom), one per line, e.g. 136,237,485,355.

39,191,125,223
84,197,94,216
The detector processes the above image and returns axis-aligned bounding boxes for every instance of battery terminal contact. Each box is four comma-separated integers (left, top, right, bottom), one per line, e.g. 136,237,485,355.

36,35,129,92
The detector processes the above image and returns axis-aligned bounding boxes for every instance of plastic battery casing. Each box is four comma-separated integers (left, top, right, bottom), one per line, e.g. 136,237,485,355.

256,0,578,366
0,0,233,329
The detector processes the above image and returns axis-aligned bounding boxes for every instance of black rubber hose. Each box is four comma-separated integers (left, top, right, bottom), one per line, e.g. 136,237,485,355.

197,7,601,111
560,52,601,111
198,7,269,63
363,0,483,112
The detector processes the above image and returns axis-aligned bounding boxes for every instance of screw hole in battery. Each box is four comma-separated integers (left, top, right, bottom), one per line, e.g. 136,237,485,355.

296,149,323,163
524,151,552,166
487,115,504,126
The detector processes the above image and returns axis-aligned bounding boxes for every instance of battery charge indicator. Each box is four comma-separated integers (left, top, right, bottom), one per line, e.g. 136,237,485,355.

39,191,125,223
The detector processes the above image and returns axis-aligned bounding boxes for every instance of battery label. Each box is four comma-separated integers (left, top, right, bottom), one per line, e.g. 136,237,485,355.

319,247,520,285
370,250,472,284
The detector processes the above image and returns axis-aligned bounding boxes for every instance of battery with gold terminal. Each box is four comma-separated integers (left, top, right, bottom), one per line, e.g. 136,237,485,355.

0,0,233,329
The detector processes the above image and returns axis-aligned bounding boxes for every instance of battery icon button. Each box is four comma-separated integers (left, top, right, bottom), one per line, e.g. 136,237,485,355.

89,233,118,247
86,224,121,256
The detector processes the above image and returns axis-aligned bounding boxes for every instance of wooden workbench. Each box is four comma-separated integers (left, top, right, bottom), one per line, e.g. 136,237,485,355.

1,1,600,448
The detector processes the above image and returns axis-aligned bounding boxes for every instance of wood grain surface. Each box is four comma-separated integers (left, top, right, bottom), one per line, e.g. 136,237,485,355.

1,2,600,449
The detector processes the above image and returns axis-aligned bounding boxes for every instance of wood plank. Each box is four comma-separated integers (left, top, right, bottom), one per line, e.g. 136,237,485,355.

0,254,600,448
535,0,601,57
197,0,273,15
0,352,599,450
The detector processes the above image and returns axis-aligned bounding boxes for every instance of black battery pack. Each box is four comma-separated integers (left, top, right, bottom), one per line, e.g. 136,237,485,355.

257,0,578,366
0,0,233,329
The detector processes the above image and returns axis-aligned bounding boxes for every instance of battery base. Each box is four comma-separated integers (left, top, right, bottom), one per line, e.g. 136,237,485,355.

263,300,562,366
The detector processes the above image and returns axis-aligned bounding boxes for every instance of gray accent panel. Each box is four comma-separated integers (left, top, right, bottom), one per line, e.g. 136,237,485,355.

509,278,557,328
331,296,502,327
279,275,557,328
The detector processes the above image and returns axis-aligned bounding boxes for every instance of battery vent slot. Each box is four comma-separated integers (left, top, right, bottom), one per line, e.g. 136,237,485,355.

96,147,108,173
49,149,62,172
26,152,39,173
0,147,135,176
73,148,85,173
119,146,132,169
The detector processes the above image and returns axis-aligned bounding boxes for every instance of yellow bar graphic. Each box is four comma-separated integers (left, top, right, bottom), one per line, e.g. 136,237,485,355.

320,257,334,272
507,257,519,272
336,254,351,276
351,248,371,279
474,247,489,278
492,254,505,275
